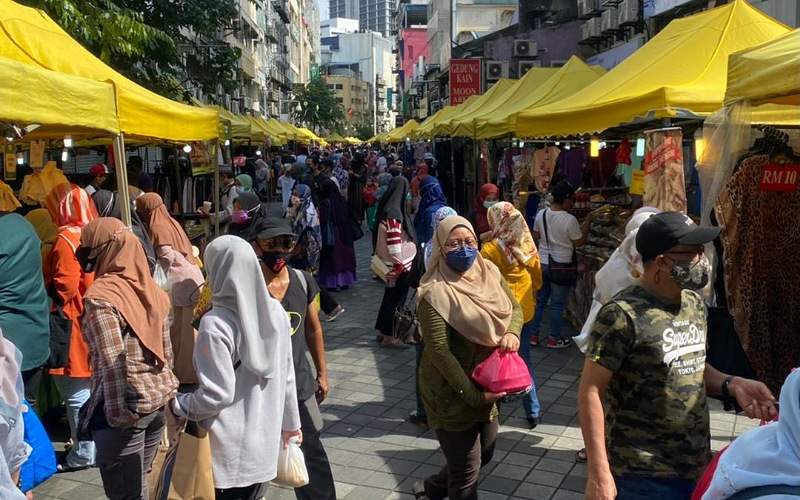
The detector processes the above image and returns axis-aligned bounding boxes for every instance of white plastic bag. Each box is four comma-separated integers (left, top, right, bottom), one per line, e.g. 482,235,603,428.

273,437,309,488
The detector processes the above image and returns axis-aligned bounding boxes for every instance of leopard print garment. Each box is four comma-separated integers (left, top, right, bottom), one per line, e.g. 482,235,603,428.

715,154,800,394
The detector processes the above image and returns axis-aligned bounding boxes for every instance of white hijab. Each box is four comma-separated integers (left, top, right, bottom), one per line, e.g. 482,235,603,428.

203,236,290,378
704,369,800,499
574,207,660,352
0,328,26,500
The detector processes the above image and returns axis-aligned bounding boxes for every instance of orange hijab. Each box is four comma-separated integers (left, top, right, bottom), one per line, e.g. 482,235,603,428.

136,193,193,259
44,183,98,234
82,218,170,364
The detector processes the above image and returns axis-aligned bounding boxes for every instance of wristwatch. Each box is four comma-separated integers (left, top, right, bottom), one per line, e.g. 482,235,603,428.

721,375,735,411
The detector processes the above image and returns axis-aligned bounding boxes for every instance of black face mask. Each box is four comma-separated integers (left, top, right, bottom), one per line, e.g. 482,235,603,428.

260,252,288,273
75,246,97,273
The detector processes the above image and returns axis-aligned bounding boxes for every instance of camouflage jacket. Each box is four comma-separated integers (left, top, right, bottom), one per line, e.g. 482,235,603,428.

588,286,711,480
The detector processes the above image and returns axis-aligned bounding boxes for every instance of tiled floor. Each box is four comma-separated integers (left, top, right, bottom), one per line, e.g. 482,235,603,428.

35,233,758,499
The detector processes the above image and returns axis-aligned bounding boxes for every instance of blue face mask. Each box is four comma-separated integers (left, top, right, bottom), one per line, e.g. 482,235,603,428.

445,246,478,273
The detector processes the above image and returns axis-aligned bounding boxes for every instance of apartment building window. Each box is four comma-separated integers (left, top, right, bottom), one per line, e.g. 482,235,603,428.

336,97,343,103
336,84,344,90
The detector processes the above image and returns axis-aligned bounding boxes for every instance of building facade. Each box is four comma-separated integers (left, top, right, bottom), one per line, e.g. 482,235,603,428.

321,30,396,133
325,72,373,129
329,0,359,21
395,0,430,120
321,17,360,37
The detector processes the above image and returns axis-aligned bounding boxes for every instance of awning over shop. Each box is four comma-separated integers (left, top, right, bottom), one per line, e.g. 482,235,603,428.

0,0,219,142
449,69,558,138
385,120,420,143
413,105,462,139
516,0,791,137
0,56,119,137
473,58,604,139
725,28,800,106
433,79,517,137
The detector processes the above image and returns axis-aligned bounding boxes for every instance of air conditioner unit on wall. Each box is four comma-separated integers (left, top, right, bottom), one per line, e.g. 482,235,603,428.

601,8,617,33
513,39,537,58
577,0,600,18
243,96,252,110
518,60,541,76
485,61,509,81
618,0,639,26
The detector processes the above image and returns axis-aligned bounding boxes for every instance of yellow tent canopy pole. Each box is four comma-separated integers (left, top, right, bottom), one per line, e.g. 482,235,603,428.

0,0,219,143
516,0,791,137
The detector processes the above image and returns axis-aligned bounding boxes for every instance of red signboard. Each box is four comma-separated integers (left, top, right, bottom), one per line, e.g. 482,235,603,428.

449,58,482,105
760,163,800,192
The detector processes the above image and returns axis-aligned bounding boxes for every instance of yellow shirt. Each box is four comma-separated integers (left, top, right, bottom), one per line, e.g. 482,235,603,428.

481,240,543,323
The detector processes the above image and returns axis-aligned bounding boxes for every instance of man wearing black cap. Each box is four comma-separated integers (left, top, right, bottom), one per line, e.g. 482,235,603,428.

250,218,336,500
578,212,777,500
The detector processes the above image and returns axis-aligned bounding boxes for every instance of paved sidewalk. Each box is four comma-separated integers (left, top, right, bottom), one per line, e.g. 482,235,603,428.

35,235,758,500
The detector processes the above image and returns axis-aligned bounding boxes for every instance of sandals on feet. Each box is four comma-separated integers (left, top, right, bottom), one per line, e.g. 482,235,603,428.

575,448,588,463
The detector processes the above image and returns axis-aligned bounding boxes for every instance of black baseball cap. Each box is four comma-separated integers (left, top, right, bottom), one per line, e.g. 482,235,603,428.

636,212,720,262
253,217,296,241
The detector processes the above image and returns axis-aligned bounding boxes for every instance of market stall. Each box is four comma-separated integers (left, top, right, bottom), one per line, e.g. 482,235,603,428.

432,80,517,138
696,28,800,394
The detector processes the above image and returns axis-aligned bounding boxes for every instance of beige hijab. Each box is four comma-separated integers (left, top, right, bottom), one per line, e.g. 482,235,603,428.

417,216,513,347
82,218,170,364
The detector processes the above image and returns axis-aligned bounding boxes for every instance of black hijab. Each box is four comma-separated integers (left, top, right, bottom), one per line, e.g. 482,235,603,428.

92,189,157,274
374,176,415,246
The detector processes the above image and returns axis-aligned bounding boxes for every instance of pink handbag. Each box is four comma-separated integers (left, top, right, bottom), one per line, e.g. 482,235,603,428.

471,349,533,394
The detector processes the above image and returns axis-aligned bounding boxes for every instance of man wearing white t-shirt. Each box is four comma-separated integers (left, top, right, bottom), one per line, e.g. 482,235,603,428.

531,180,595,348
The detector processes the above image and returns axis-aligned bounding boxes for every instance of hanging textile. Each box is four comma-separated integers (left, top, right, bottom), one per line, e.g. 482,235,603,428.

643,128,687,212
715,154,800,394
556,147,588,188
511,150,532,211
532,146,560,192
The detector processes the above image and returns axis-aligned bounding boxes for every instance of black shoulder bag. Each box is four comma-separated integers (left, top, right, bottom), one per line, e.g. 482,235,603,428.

542,209,578,286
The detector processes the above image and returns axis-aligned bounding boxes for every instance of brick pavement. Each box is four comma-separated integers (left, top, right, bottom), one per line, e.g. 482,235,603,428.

35,235,759,500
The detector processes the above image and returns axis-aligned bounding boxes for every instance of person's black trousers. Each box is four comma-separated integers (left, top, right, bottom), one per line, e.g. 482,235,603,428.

424,421,499,500
374,272,411,336
215,484,263,500
295,398,336,500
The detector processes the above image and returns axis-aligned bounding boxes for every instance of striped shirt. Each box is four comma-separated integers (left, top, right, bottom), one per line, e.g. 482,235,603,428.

376,219,417,274
81,299,178,429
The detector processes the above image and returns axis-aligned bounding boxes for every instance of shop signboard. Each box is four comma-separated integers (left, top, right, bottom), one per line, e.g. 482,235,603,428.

760,163,800,192
643,127,686,212
4,151,17,181
190,141,217,176
449,59,481,105
30,140,45,169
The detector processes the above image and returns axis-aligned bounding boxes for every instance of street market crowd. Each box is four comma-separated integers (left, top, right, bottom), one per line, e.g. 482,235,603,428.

0,141,796,500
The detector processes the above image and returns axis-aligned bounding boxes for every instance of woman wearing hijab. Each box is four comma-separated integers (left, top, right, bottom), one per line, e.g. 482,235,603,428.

471,183,500,242
288,185,345,322
235,173,253,194
347,153,366,223
43,184,99,469
414,176,448,245
699,368,800,499
409,205,458,427
317,178,358,291
482,202,544,429
0,328,27,500
25,208,58,269
373,175,417,347
227,192,266,240
92,189,157,273
409,164,429,201
78,218,178,500
136,193,204,386
333,158,350,198
173,236,300,500
414,216,522,500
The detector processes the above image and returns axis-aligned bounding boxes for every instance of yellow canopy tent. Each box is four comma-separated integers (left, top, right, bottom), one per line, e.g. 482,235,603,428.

345,136,361,145
433,79,517,137
297,127,322,144
327,132,346,143
413,105,462,139
0,0,219,143
449,70,559,138
725,28,800,108
516,0,791,137
385,120,421,143
0,56,119,138
473,58,604,139
217,108,256,142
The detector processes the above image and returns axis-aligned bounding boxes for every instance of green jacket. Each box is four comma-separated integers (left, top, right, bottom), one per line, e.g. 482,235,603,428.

418,279,523,431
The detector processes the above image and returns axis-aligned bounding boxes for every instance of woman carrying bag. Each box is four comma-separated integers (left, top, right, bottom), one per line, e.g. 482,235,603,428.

414,216,523,500
78,217,178,500
373,175,417,348
172,236,301,500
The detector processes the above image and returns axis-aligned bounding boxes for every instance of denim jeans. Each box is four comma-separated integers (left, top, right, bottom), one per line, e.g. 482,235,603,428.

518,322,541,418
614,475,694,500
53,375,96,468
531,264,573,340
